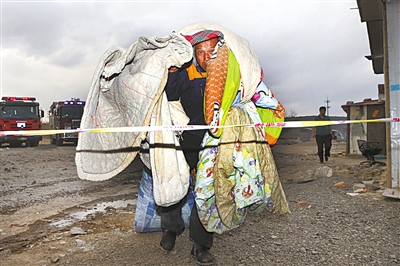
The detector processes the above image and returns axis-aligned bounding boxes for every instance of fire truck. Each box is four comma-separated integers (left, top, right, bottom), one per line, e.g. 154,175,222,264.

0,96,44,147
49,98,85,146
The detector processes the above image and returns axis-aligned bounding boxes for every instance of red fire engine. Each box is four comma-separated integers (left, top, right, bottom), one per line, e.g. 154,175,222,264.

0,96,44,147
49,98,85,146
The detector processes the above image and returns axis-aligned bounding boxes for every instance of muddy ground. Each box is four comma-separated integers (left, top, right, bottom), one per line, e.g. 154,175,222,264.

0,137,399,266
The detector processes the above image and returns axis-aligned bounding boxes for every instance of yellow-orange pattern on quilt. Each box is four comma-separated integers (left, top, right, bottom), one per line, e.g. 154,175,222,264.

273,101,285,119
204,44,229,125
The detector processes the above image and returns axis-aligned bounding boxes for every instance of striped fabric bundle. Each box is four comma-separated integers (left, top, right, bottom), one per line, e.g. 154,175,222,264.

204,40,229,125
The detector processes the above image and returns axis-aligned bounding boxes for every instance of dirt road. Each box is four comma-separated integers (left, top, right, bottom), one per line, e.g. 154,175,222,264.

1,138,399,265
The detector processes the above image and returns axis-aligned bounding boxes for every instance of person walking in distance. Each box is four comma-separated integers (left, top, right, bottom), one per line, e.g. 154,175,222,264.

312,106,332,163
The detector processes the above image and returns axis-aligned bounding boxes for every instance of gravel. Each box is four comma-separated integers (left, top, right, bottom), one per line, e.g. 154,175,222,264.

0,138,399,265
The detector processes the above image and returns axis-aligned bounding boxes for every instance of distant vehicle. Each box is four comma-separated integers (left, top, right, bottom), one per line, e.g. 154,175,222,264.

332,129,345,142
0,96,44,147
48,98,85,146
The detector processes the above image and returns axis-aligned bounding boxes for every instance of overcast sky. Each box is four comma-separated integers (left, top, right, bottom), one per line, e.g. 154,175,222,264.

1,0,383,118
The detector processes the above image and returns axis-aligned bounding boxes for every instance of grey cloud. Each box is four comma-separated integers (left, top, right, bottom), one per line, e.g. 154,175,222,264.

3,2,116,67
49,48,86,68
1,2,384,117
3,3,67,56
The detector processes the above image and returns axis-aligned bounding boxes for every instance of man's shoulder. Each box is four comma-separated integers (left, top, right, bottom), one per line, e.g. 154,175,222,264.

314,115,331,121
187,63,206,80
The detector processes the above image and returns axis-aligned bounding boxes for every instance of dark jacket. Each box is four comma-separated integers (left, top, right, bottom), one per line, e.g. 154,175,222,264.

164,63,207,139
314,115,331,135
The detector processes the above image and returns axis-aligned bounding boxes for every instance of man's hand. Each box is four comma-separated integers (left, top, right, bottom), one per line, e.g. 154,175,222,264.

190,168,197,187
168,66,178,73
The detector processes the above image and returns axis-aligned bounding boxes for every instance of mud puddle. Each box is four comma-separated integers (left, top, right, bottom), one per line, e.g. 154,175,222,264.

0,197,137,253
50,199,137,228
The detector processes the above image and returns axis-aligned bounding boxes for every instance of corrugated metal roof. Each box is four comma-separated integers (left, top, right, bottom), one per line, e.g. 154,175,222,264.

341,99,383,107
357,0,384,74
357,0,383,22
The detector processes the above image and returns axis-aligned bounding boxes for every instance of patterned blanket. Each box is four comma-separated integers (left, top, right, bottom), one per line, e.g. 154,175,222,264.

195,103,290,233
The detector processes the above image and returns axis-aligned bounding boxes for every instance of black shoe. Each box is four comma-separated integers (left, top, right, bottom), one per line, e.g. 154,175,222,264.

191,245,215,265
325,155,329,162
160,230,176,251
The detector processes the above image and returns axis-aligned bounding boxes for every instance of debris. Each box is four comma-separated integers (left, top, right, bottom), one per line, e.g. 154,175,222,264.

296,201,311,209
364,182,381,191
296,201,309,208
70,227,86,235
296,170,317,183
382,188,400,199
354,188,365,193
75,239,86,247
353,183,366,190
333,181,346,188
315,166,332,178
362,180,374,185
9,223,27,228
50,256,60,263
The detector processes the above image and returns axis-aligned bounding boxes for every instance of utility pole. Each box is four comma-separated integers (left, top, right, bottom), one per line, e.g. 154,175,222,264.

324,96,331,116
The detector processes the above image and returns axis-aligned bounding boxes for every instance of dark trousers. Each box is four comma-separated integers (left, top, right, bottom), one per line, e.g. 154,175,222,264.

158,199,214,249
158,130,213,249
315,134,332,162
179,131,204,170
157,193,187,235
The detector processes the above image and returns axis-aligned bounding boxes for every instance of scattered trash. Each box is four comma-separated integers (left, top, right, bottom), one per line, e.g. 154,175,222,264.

353,183,372,193
354,188,365,193
296,201,309,208
362,180,374,185
362,180,381,191
353,183,366,190
333,181,346,188
382,188,400,199
9,223,27,228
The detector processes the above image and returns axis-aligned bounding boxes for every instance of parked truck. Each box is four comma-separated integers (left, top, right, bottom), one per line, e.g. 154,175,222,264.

0,96,44,147
49,98,85,146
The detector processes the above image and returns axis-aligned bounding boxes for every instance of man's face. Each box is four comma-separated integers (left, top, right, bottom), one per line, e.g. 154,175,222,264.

320,108,326,116
195,38,218,71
